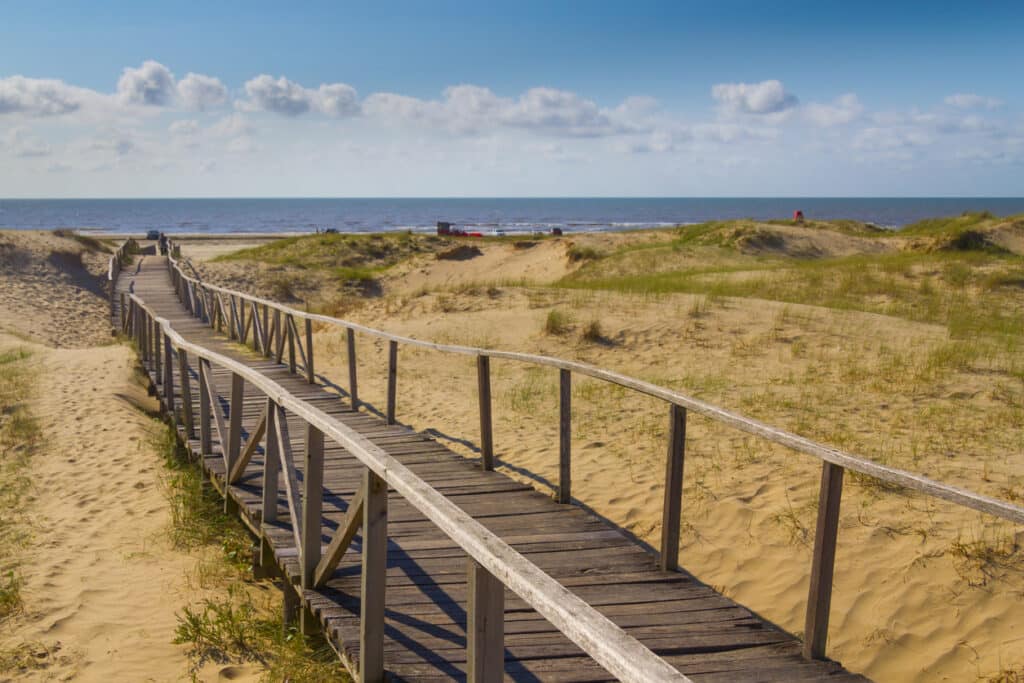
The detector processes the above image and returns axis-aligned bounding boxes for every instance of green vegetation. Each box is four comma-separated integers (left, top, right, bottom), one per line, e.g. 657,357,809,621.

52,228,111,253
156,425,349,681
216,232,443,277
562,249,1024,346
544,309,573,335
0,348,39,625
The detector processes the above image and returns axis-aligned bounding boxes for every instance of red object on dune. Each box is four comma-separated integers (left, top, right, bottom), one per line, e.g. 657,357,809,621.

793,210,805,223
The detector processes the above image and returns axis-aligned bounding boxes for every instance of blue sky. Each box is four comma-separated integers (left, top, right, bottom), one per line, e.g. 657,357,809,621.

1,1,1022,197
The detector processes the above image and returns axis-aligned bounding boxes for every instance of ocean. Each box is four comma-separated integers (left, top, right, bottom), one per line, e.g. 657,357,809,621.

1,197,1022,235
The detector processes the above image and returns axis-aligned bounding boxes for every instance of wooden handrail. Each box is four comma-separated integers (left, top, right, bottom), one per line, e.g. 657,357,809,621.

128,291,692,683
163,245,1024,526
161,238,1024,665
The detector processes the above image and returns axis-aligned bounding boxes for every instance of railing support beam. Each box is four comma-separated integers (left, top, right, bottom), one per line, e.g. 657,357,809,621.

467,558,505,682
659,405,686,572
477,355,494,471
559,369,571,504
803,461,844,660
360,468,388,683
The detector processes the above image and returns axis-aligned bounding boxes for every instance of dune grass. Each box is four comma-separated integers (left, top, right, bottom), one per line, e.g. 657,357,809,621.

154,424,349,681
0,348,39,625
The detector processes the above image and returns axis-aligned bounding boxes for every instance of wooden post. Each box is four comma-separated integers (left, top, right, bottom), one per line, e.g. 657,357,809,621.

227,372,244,476
262,399,281,524
178,349,194,438
558,369,571,504
262,304,270,357
347,328,359,409
119,293,126,331
198,359,212,456
659,405,686,572
274,310,284,363
386,341,398,425
477,355,494,471
152,318,161,379
301,425,324,589
305,318,315,384
163,336,175,422
467,559,505,683
229,296,237,340
360,468,388,683
238,296,246,343
139,310,148,362
287,315,297,374
803,461,844,660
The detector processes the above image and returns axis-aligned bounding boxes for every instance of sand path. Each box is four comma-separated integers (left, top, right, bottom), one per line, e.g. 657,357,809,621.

0,336,196,681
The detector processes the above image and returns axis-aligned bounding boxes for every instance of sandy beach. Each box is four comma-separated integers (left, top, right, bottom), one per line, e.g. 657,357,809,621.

0,231,269,681
1,222,1021,681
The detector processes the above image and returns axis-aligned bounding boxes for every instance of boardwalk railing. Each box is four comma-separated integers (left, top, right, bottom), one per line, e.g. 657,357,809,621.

160,243,1024,664
122,291,693,683
107,238,137,328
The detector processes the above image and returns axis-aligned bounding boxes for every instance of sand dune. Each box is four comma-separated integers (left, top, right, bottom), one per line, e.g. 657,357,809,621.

0,231,205,681
178,226,1022,683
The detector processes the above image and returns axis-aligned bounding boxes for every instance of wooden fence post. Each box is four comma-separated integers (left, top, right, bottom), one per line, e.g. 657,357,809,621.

467,559,504,682
198,358,212,456
227,372,244,477
152,319,162,380
119,293,126,331
305,318,315,384
347,328,359,409
360,468,388,682
386,341,398,425
178,349,194,438
301,424,324,597
803,461,844,660
262,399,281,524
287,315,297,374
558,369,572,504
477,355,494,471
163,336,175,422
659,404,686,572
262,305,270,357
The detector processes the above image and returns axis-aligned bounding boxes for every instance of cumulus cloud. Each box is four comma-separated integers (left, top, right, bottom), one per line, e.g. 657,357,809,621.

804,94,863,127
3,127,52,157
944,93,1002,110
0,76,86,116
177,73,228,111
239,75,359,117
711,80,798,115
117,60,177,106
169,119,200,136
852,126,931,152
365,84,638,137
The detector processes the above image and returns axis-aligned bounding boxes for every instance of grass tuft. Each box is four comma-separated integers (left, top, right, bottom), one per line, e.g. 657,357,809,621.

544,309,573,335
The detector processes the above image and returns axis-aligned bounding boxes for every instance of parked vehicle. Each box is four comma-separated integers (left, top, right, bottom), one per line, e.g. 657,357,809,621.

145,229,160,240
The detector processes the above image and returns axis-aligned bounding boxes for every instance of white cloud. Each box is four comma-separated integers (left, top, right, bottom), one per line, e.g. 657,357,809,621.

169,119,200,136
239,75,359,117
804,94,863,127
0,76,88,116
3,127,52,157
944,93,1002,110
117,60,177,106
711,80,798,115
693,123,777,143
209,113,253,137
177,73,228,111
852,126,931,152
364,84,639,137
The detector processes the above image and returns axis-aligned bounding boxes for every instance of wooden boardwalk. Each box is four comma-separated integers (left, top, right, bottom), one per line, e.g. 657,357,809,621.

117,255,869,682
